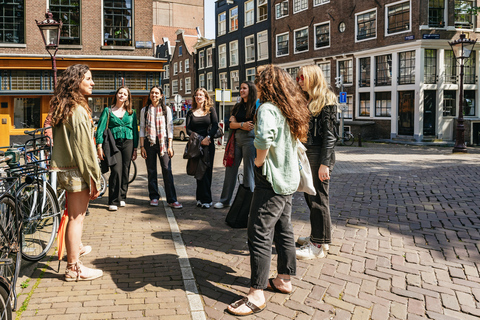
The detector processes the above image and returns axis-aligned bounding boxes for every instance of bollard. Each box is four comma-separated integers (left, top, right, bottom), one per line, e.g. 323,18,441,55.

358,133,362,147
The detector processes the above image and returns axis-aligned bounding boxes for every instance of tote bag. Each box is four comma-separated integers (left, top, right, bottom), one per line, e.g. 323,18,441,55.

297,141,316,195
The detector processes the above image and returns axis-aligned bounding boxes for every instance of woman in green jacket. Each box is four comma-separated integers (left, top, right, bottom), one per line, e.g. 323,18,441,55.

96,87,139,211
50,64,103,282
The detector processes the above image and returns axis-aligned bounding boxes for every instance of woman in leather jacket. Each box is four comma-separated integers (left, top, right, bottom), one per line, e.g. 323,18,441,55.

295,65,338,260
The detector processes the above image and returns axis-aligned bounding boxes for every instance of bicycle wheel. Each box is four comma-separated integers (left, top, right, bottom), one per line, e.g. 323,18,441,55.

99,173,107,197
0,194,20,313
128,161,137,185
16,180,59,261
343,133,355,146
0,284,12,320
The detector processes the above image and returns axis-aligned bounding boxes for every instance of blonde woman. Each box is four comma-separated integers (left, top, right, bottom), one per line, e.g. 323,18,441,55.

295,65,338,260
186,88,218,208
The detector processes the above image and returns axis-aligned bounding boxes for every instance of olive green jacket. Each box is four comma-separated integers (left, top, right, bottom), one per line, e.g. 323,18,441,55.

50,105,102,191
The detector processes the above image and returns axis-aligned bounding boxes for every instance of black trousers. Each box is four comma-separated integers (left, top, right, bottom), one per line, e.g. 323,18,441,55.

196,142,215,204
144,138,178,204
304,149,334,244
109,139,134,206
247,166,296,289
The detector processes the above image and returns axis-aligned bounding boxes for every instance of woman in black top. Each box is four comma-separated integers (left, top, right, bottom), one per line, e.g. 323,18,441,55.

186,88,219,208
295,65,338,260
214,81,257,209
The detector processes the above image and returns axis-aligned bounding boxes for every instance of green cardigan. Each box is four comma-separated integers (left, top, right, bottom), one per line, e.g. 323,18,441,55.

95,107,139,147
50,105,102,191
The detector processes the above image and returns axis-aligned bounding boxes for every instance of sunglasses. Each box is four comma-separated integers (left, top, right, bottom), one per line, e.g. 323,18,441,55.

296,74,304,82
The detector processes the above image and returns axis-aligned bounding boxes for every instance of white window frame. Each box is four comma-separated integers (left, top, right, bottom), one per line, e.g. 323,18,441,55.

206,48,213,67
385,0,411,36
276,32,289,57
172,80,178,94
337,58,353,85
207,72,213,91
164,84,170,98
314,0,330,6
455,0,474,30
317,62,331,84
219,44,227,69
164,65,170,79
257,0,268,22
199,74,205,88
355,8,377,43
218,11,227,36
185,77,191,94
275,0,289,20
231,70,240,91
314,22,330,50
257,30,268,61
245,35,255,63
293,0,308,14
294,27,309,54
219,72,228,89
230,6,239,32
246,67,256,82
185,59,190,72
179,61,182,73
179,46,183,56
173,62,178,75
199,50,205,69
230,40,239,66
179,78,183,91
245,0,255,27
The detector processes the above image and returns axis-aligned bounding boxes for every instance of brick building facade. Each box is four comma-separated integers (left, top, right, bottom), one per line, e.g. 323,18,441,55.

272,0,480,144
0,0,165,146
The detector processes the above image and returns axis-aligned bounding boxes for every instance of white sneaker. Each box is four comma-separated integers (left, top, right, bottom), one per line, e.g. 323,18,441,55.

297,236,329,251
108,205,118,211
120,201,126,207
196,200,202,207
214,202,225,209
201,202,212,209
296,241,325,260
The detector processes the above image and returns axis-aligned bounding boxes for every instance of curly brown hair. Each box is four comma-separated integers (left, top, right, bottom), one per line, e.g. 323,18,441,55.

255,65,310,142
50,64,92,126
192,88,213,114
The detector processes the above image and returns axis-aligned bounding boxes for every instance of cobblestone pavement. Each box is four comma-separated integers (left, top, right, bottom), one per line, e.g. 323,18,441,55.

15,141,480,319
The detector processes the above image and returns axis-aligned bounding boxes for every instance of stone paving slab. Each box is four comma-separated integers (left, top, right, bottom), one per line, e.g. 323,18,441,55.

15,141,480,319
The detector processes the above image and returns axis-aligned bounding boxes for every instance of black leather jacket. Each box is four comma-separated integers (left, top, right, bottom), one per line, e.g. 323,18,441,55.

306,104,338,167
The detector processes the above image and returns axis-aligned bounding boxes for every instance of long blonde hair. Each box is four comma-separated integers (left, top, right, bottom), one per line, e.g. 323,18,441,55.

192,88,213,114
299,65,337,116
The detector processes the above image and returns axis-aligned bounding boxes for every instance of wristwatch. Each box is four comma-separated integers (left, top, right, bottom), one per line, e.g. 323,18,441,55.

241,122,244,128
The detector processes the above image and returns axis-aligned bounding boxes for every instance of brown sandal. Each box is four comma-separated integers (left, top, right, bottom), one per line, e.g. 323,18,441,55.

227,297,266,316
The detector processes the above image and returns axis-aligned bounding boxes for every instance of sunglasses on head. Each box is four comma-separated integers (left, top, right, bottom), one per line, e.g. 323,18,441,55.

296,74,304,82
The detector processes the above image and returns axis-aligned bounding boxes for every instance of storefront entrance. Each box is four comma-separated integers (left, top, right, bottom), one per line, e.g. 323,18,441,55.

398,91,415,136
423,90,436,136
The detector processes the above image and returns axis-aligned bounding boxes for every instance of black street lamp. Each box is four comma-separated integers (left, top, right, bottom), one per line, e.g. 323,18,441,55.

36,10,62,88
448,33,477,153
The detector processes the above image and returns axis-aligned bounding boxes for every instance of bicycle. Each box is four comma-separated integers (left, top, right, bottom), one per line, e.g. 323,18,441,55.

98,160,137,198
341,131,355,146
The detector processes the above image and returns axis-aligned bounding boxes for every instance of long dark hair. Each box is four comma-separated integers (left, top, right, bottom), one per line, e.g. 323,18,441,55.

50,64,91,126
112,86,133,115
145,85,166,114
231,81,257,119
255,64,310,142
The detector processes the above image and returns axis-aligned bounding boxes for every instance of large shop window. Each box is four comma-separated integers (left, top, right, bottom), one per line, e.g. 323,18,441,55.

424,49,437,84
428,0,445,27
464,51,476,84
375,92,391,117
464,90,476,116
104,0,133,46
14,98,41,129
444,50,457,84
398,51,415,85
0,0,24,44
50,0,81,45
443,90,456,117
359,58,370,87
455,0,474,29
359,93,370,116
375,54,392,86
338,60,353,85
387,1,410,34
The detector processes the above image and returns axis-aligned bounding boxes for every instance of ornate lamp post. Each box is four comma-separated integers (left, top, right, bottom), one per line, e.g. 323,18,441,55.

448,33,477,153
36,10,62,88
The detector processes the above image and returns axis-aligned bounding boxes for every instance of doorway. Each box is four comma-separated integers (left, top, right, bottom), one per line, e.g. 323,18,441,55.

423,90,436,136
398,91,414,136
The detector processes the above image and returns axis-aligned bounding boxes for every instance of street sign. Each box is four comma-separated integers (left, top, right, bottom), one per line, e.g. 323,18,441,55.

215,89,232,102
174,94,183,104
339,92,347,104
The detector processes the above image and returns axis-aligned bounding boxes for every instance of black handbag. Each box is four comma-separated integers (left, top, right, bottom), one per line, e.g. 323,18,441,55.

225,175,253,228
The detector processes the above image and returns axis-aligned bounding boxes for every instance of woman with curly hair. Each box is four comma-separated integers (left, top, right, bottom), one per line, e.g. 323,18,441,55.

295,65,338,260
186,88,219,208
50,64,103,281
227,65,310,316
214,81,257,209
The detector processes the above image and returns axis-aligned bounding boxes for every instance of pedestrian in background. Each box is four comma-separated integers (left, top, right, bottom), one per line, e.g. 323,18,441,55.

96,86,138,211
186,88,219,209
214,81,257,209
295,65,338,260
139,85,182,209
227,65,310,316
50,64,103,281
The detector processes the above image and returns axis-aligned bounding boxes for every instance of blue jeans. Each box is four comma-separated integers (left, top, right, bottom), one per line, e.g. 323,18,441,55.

247,166,296,289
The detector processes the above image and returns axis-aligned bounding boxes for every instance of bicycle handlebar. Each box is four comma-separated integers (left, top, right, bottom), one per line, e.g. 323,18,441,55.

24,127,51,136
